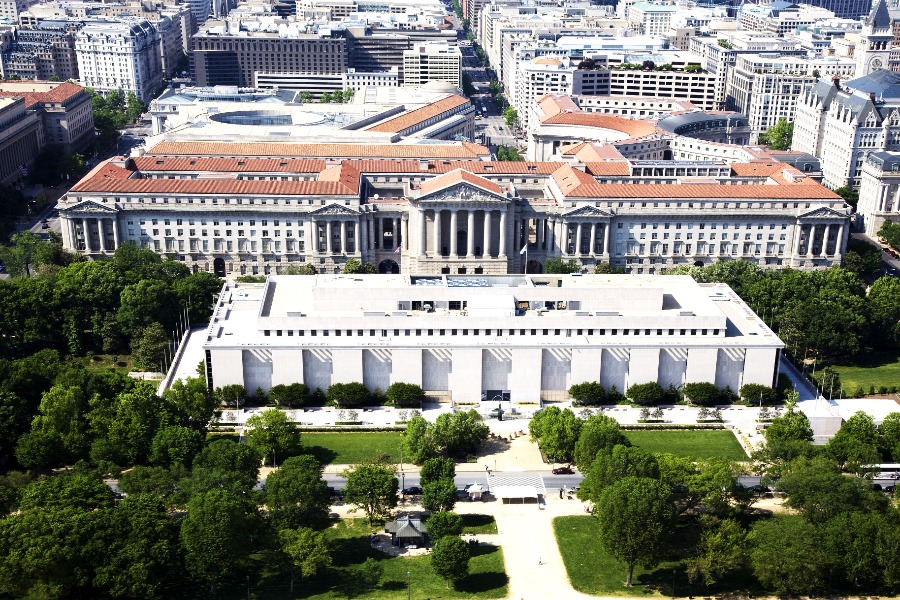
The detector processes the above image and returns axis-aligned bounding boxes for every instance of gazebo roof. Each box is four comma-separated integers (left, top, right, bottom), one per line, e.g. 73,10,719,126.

385,515,428,538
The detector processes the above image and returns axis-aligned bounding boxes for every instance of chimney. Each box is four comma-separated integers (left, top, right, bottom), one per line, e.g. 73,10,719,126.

418,159,430,171
832,75,840,87
870,92,877,104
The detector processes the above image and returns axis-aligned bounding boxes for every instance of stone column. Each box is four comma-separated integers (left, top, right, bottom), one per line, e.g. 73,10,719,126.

834,222,844,259
354,221,360,254
340,221,347,254
326,221,333,254
419,209,427,255
360,217,368,254
791,223,802,261
466,210,475,258
499,209,508,256
548,218,556,254
450,209,458,257
402,217,409,251
434,209,442,256
536,218,543,249
482,210,491,257
821,224,831,257
82,218,92,252
111,217,119,250
589,223,597,255
603,223,610,255
394,217,400,249
575,222,583,256
806,224,815,258
366,216,373,250
98,218,107,252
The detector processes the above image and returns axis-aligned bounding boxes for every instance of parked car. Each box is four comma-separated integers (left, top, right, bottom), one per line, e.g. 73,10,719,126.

552,466,574,475
402,486,422,495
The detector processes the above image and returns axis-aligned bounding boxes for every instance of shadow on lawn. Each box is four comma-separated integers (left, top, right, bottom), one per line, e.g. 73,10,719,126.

461,514,495,529
303,445,339,466
456,546,508,594
832,350,900,369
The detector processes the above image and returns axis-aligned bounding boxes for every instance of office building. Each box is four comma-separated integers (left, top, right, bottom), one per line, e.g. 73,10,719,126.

402,42,461,88
75,20,163,102
202,274,784,401
0,96,42,185
0,80,93,152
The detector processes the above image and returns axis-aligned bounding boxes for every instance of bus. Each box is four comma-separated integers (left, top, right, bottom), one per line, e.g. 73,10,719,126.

861,464,900,479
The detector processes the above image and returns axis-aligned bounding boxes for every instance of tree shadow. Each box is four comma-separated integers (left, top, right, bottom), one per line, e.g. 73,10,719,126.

303,445,338,466
455,545,508,594
461,513,495,530
832,350,900,369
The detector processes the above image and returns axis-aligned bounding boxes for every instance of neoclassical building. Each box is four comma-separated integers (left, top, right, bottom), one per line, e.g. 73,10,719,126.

58,137,851,276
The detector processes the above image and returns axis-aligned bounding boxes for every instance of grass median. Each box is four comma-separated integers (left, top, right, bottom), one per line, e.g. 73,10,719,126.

303,431,404,465
624,429,748,461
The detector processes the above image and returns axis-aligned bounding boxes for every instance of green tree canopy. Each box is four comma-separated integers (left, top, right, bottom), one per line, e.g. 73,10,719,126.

421,477,457,512
342,461,398,524
244,408,303,467
278,527,331,593
573,414,629,473
597,476,676,586
426,511,463,541
758,118,794,150
528,406,582,463
431,535,470,587
264,454,331,530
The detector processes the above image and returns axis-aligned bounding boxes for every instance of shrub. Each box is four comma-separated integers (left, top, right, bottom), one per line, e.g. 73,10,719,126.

740,383,778,405
326,382,370,407
386,382,425,407
426,511,463,541
626,382,664,406
569,381,606,405
683,382,720,406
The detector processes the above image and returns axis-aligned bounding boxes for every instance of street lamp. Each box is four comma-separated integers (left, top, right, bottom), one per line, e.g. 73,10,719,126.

407,569,411,600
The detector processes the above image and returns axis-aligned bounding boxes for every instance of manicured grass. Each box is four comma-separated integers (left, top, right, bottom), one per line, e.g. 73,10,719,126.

829,351,900,393
303,432,404,465
76,354,135,374
554,515,679,596
461,514,498,535
624,430,748,461
248,519,508,599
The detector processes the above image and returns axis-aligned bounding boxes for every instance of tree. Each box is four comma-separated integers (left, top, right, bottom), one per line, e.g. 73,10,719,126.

420,457,455,486
568,381,605,405
14,429,67,469
426,511,463,541
403,415,437,464
626,382,664,405
597,477,676,586
868,276,900,348
93,494,181,599
90,382,170,468
0,231,62,277
778,457,887,523
124,91,147,123
150,425,204,468
131,322,169,371
821,510,883,587
386,382,425,407
544,258,580,274
180,489,259,594
502,106,519,128
342,461,398,524
300,91,312,103
682,382,720,406
757,407,814,466
880,220,900,249
431,535,470,587
749,515,830,594
739,383,778,405
879,412,900,461
758,118,793,150
342,258,363,274
265,454,331,530
165,376,218,430
431,410,489,458
118,280,177,336
279,527,331,593
686,517,747,586
579,445,659,503
117,465,177,498
244,409,302,467
528,406,582,462
268,383,308,407
421,478,458,512
326,382,370,407
825,410,880,471
573,414,630,473
834,185,859,209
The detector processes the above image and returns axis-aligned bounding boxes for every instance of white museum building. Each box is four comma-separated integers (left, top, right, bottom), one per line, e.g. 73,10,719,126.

202,274,783,403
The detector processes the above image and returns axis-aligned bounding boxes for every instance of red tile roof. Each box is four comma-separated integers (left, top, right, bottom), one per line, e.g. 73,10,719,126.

367,95,470,133
583,162,631,176
133,157,328,173
0,81,86,107
348,159,559,174
318,162,360,192
418,169,504,196
541,112,658,138
70,177,355,196
147,140,489,159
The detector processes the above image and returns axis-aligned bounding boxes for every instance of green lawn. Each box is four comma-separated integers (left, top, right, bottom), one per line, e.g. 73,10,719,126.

828,351,900,393
303,432,404,465
554,515,679,596
624,430,748,461
247,519,508,599
461,514,498,535
76,354,135,374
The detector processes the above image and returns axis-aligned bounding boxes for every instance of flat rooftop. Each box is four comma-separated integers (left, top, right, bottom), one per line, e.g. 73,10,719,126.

203,275,783,350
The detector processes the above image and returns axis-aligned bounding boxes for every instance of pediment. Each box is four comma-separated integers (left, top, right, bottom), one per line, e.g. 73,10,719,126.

798,206,848,220
60,200,119,215
416,182,508,204
563,205,613,218
309,203,360,216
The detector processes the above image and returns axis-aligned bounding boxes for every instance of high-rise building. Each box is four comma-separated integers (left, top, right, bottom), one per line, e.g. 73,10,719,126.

402,42,461,88
75,20,163,102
